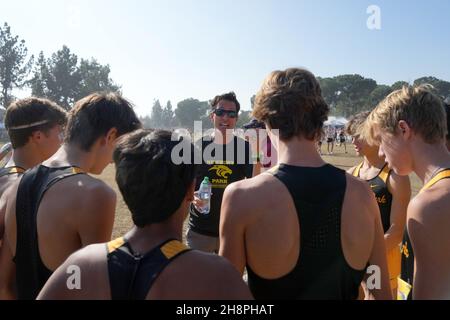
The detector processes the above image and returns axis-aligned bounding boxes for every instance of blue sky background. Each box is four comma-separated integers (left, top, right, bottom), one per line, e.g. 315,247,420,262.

2,0,449,115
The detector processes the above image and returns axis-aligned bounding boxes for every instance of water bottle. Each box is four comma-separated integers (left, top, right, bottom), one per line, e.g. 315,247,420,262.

198,177,212,214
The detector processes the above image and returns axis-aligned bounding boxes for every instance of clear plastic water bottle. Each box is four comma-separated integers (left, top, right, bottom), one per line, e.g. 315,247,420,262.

198,177,212,214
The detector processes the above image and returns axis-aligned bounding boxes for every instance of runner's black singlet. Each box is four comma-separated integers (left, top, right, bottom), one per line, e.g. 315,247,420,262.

246,164,366,300
353,163,392,233
107,238,190,300
14,165,85,300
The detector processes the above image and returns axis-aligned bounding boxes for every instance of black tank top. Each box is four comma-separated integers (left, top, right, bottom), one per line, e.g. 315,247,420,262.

107,237,191,300
247,164,366,300
0,166,26,178
353,163,392,233
14,165,85,300
400,168,450,300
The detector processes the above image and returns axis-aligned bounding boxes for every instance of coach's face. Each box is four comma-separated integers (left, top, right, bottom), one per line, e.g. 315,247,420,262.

210,100,238,136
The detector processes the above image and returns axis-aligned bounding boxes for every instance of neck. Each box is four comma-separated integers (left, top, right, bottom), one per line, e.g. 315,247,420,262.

125,211,184,253
363,153,385,169
412,141,450,184
43,144,95,172
277,136,326,167
8,146,43,169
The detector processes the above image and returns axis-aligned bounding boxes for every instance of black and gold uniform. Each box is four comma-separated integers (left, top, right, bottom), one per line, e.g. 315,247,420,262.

353,163,400,292
14,165,85,300
107,238,190,300
0,166,26,177
247,164,366,300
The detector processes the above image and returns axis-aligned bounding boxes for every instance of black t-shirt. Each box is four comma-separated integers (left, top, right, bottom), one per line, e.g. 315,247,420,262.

188,135,253,237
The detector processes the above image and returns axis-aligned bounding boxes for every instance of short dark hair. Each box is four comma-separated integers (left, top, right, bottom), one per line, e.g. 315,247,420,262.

65,92,141,151
210,92,241,113
253,68,329,141
5,97,67,149
113,129,197,227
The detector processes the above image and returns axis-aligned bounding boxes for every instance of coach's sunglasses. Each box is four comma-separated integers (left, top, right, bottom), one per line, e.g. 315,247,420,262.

213,109,238,118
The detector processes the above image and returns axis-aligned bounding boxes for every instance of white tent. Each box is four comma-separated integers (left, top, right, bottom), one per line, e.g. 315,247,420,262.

324,116,348,127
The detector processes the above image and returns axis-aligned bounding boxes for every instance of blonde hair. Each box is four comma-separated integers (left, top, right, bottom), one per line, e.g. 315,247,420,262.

252,68,329,141
345,111,371,138
364,84,446,145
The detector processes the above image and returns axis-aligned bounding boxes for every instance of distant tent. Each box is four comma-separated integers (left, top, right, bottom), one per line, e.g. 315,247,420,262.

324,116,348,128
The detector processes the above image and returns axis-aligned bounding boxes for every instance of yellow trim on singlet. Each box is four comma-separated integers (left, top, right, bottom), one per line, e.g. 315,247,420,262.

107,237,126,253
8,166,26,174
160,240,189,259
352,162,390,184
71,166,85,174
420,169,450,193
353,162,364,177
378,164,391,184
266,164,280,175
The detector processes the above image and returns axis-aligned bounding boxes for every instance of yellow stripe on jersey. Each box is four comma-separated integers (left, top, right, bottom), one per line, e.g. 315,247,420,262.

161,240,189,260
353,162,363,177
9,166,26,174
378,164,390,184
107,237,125,253
421,170,450,193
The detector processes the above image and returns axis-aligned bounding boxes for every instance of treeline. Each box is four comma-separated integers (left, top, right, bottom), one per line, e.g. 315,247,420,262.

2,21,449,128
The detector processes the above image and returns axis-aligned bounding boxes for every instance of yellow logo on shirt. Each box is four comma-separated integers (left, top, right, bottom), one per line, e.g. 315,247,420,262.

401,242,410,258
209,165,232,179
376,194,387,204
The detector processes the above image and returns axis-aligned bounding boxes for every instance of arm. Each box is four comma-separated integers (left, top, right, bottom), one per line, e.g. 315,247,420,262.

0,236,16,299
77,184,116,247
219,183,248,275
0,183,19,300
366,187,393,300
385,174,411,252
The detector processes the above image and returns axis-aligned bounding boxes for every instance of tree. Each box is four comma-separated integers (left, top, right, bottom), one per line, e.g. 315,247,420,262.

162,100,177,129
76,58,120,100
44,45,81,109
391,81,409,91
414,77,450,99
236,110,252,128
150,99,164,128
29,51,48,98
0,22,33,108
250,95,256,109
175,98,209,130
365,85,393,109
28,46,121,109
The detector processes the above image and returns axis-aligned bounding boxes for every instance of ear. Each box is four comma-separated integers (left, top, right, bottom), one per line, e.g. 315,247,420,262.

30,130,43,144
209,111,214,122
104,128,118,146
397,120,412,140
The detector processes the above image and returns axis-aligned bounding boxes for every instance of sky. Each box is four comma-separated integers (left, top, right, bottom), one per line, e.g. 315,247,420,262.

2,0,450,116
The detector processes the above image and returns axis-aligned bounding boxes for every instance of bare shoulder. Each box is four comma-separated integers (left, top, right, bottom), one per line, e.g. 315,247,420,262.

156,250,253,300
38,243,108,300
408,186,450,225
345,173,375,208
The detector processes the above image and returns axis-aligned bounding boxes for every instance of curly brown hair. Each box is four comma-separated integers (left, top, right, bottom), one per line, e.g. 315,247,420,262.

252,68,329,141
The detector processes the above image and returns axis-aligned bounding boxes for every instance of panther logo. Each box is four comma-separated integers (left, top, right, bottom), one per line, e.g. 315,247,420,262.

209,165,232,179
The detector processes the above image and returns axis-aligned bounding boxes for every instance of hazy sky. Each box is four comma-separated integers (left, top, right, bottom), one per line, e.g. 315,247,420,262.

2,0,450,116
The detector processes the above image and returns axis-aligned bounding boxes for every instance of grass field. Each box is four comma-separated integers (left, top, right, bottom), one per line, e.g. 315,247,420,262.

99,143,423,239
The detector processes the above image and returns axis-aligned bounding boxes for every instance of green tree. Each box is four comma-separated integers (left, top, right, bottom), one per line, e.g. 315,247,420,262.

150,99,164,128
45,45,81,109
236,110,252,128
162,100,177,128
29,51,48,98
175,98,209,130
365,85,393,109
414,77,450,99
0,22,33,108
391,81,409,91
76,58,120,100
